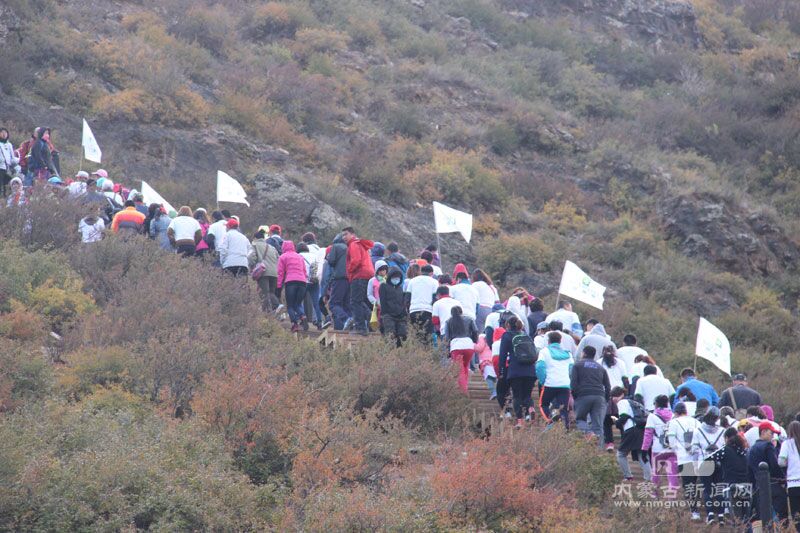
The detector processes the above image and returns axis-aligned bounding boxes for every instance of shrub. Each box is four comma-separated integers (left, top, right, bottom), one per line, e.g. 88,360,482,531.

0,402,271,531
57,346,140,401
541,199,588,233
477,233,557,283
383,103,430,139
0,338,52,411
244,2,316,41
94,86,210,128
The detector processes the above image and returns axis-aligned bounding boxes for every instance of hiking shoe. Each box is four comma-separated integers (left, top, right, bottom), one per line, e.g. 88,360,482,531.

690,512,701,521
605,443,615,452
514,419,523,429
706,513,715,524
524,415,531,422
274,304,285,315
321,320,332,329
717,514,725,525
343,318,353,330
489,392,497,400
301,317,309,331
503,411,513,419
290,323,299,333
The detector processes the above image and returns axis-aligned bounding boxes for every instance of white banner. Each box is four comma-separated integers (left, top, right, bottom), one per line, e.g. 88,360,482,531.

217,170,249,206
432,201,472,243
141,180,175,215
558,260,606,310
695,317,731,376
82,119,102,163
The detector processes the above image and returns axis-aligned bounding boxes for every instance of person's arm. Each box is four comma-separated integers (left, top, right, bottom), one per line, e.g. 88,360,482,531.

498,334,511,379
110,213,120,232
570,362,580,398
603,369,611,401
367,279,378,305
276,256,285,288
469,321,478,343
710,386,719,407
194,229,202,245
642,422,655,451
535,356,546,385
718,389,731,409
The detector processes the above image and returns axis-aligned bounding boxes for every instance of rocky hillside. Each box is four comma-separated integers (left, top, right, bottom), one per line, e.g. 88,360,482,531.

3,0,800,388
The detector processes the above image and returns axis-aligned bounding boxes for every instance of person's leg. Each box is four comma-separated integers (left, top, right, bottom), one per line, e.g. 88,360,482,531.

617,450,633,479
382,315,395,342
395,317,407,347
554,388,571,429
589,397,606,441
573,396,592,434
350,278,369,332
485,375,497,398
521,376,535,420
540,386,557,420
700,475,714,519
303,285,313,322
639,450,652,482
510,377,525,420
788,486,800,532
330,280,348,330
308,282,322,324
451,349,470,393
496,377,509,411
772,482,788,523
256,276,271,311
283,282,298,323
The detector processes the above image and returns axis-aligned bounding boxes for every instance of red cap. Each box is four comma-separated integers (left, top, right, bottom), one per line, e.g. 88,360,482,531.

226,218,239,229
758,421,776,434
269,224,281,234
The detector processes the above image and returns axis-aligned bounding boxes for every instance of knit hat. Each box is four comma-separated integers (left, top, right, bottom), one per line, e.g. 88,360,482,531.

269,224,281,234
227,218,239,229
375,260,388,272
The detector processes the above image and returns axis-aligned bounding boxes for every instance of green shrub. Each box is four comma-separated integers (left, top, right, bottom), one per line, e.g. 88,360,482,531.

478,234,557,283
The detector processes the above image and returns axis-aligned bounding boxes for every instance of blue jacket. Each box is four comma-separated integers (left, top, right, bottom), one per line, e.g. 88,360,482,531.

673,377,719,408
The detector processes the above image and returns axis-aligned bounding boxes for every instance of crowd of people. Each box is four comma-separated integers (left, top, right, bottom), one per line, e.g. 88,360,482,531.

3,126,800,530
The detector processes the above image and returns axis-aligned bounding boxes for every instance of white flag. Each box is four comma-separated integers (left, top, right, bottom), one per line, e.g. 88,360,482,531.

82,119,102,163
217,170,249,206
558,260,606,310
141,180,176,215
695,317,731,376
432,201,472,243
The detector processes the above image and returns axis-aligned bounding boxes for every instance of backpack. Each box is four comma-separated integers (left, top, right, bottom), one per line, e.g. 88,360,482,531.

512,333,536,365
673,419,694,451
304,257,319,283
655,414,671,449
629,400,648,428
698,428,724,455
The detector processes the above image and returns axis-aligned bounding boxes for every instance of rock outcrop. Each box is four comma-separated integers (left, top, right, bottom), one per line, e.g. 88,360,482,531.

659,193,799,276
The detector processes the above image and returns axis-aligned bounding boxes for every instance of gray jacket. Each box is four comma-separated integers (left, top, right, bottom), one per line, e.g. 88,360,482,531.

326,235,348,280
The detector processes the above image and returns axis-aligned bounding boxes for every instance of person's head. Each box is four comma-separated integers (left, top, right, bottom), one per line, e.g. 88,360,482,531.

724,426,744,448
643,364,658,377
506,316,523,332
387,242,399,253
610,386,626,403
623,334,637,347
341,226,356,243
795,412,800,424
296,242,309,254
435,286,449,299
254,228,266,239
0,128,8,141
451,305,463,319
703,406,720,426
178,206,192,217
269,224,281,236
455,271,468,283
421,264,434,277
559,301,572,311
375,261,388,278
301,232,316,244
654,395,669,409
601,345,616,367
696,398,710,415
746,405,766,420
719,406,735,428
679,368,695,382
387,267,403,286
42,128,50,141
221,209,231,219
148,203,160,217
425,244,437,253
101,180,114,192
787,421,800,452
86,178,97,191
438,274,452,286
548,320,563,333
732,373,747,387
536,321,548,334
406,263,420,279
674,402,688,416
758,421,776,441
124,200,135,208
528,298,544,313
471,269,494,286
547,331,561,345
194,209,209,223
9,177,22,192
582,346,596,360
420,250,434,263
226,218,239,230
211,210,223,222
585,318,599,332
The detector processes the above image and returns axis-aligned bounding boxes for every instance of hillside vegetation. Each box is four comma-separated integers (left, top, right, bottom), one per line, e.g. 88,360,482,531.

2,0,800,528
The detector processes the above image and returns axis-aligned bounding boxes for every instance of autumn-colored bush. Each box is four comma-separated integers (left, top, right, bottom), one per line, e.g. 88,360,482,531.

57,346,140,401
243,2,316,41
478,233,557,283
94,86,210,128
0,401,272,531
0,338,52,411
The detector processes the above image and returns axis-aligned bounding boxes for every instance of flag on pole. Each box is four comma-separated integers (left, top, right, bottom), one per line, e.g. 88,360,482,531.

695,317,731,376
82,119,102,163
217,170,249,206
557,260,606,310
141,180,175,215
432,201,473,243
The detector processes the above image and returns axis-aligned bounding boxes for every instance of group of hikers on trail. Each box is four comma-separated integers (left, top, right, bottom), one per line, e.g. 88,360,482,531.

3,125,800,530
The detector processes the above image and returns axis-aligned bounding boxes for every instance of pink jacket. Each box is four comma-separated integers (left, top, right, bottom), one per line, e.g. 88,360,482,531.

277,241,308,288
474,335,493,372
642,408,673,451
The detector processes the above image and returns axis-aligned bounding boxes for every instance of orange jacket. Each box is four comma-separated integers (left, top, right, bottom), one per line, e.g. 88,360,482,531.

111,207,145,233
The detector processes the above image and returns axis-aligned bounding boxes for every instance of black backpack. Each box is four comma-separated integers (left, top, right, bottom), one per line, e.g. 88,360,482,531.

629,400,648,428
512,333,536,365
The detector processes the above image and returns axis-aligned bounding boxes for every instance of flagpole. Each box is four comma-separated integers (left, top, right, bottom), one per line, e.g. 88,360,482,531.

436,231,443,273
79,145,83,173
693,354,698,374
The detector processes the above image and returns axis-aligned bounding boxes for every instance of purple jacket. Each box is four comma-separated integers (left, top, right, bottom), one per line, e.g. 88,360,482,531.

277,240,308,287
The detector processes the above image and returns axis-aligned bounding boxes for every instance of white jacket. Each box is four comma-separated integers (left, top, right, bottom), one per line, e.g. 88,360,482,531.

219,229,253,269
0,141,19,171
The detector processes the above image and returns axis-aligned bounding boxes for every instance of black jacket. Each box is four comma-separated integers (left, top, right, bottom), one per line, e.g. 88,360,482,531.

719,385,762,411
326,235,348,280
266,234,284,256
748,439,782,483
29,138,55,173
379,267,407,318
712,444,749,484
571,358,611,400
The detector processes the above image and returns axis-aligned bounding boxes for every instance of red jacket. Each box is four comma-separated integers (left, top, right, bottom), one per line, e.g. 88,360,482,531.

346,238,375,281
